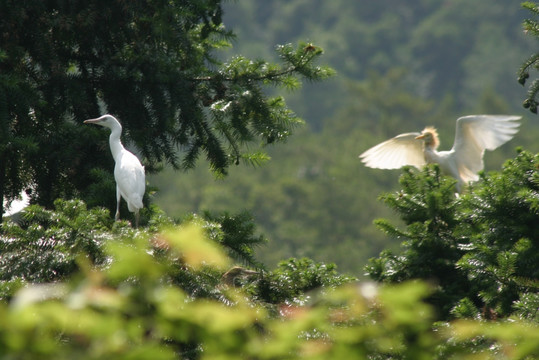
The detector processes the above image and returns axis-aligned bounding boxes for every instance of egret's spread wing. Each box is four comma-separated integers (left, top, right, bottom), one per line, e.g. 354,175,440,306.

452,115,520,177
360,132,426,170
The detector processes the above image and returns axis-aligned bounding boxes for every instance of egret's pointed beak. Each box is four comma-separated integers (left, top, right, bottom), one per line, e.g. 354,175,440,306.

83,118,102,124
415,134,426,140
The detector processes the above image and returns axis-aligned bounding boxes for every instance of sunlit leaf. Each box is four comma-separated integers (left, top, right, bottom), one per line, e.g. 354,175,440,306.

159,224,230,270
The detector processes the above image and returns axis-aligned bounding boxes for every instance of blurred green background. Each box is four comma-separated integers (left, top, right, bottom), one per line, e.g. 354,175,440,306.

151,0,539,274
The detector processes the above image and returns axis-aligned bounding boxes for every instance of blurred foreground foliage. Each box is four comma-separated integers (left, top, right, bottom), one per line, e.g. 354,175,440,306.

1,187,539,358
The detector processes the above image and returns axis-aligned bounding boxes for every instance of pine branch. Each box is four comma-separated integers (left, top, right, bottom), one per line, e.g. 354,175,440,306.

520,2,539,114
192,43,334,84
524,78,539,113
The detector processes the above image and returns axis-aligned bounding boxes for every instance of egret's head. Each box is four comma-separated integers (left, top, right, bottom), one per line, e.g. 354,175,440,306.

416,126,440,149
83,114,121,130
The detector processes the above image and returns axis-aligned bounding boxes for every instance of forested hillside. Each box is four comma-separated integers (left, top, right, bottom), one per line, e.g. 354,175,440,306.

152,0,539,274
222,0,532,126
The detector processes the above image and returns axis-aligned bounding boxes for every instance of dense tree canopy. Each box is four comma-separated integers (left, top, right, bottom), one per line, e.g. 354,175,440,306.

366,149,539,321
0,0,333,218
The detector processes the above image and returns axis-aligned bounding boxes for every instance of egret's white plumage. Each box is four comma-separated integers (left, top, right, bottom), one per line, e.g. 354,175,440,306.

84,114,145,226
360,115,521,192
3,190,30,217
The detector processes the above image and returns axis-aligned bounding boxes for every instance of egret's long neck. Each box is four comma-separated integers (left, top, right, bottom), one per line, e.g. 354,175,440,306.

108,125,125,163
423,146,440,164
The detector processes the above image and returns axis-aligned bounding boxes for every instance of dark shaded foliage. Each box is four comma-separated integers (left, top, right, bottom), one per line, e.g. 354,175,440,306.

0,0,333,217
518,2,539,113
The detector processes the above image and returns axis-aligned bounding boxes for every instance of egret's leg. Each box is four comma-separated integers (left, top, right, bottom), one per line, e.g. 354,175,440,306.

115,186,121,221
135,210,140,228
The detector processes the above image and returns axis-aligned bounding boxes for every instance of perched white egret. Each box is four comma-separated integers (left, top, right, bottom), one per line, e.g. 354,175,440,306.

84,114,145,226
359,115,521,192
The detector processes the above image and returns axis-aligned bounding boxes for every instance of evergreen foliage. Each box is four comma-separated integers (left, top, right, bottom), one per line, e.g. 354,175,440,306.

0,0,334,216
519,2,539,113
249,257,355,307
366,150,539,322
456,149,539,319
1,222,539,359
365,165,472,319
0,200,267,301
196,211,267,268
0,199,112,289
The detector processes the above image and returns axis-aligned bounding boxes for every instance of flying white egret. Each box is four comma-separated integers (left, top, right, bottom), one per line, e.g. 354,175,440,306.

84,114,145,226
359,115,521,192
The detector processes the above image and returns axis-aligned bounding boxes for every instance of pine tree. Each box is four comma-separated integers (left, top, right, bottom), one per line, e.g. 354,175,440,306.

456,149,539,319
366,150,539,321
0,0,334,216
365,165,473,319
